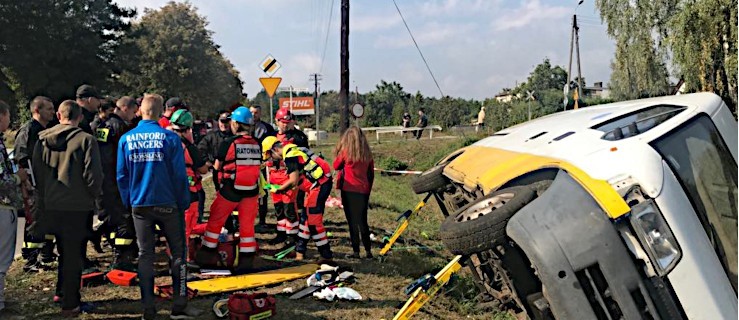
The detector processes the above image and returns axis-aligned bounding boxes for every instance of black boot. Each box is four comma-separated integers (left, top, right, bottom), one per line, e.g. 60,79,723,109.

267,232,287,245
234,253,257,275
194,246,220,268
22,252,42,273
234,254,278,275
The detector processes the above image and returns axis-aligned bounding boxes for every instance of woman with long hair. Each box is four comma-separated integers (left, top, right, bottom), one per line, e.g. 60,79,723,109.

333,126,375,259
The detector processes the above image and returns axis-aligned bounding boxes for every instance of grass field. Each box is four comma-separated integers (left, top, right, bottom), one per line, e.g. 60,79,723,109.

3,134,513,320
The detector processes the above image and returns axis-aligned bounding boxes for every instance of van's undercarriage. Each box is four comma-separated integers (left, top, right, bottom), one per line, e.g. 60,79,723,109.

433,170,685,320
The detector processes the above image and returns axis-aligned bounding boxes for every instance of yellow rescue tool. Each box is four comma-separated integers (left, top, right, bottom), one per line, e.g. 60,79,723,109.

393,255,463,320
380,193,433,256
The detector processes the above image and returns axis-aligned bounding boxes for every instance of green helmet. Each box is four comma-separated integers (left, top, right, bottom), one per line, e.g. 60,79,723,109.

170,109,193,129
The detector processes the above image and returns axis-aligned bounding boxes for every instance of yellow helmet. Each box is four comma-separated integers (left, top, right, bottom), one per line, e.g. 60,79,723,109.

262,136,279,160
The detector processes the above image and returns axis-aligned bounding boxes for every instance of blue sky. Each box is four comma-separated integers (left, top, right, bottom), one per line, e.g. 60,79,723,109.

114,0,615,99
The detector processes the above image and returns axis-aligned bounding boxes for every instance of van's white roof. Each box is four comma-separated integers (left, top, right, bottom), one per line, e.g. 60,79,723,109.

474,92,724,161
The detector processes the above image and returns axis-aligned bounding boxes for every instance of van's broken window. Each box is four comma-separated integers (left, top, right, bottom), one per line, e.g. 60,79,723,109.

593,105,687,141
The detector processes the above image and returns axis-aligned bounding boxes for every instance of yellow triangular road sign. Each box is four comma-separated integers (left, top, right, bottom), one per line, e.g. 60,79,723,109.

260,77,282,98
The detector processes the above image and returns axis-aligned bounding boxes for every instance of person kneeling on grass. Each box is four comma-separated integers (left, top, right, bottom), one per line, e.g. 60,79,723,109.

262,136,334,262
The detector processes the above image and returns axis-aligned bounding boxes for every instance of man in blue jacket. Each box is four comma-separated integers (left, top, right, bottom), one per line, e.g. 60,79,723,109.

117,94,201,320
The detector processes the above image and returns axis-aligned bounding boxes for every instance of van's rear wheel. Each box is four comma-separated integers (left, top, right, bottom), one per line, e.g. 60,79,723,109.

439,186,535,256
411,164,449,194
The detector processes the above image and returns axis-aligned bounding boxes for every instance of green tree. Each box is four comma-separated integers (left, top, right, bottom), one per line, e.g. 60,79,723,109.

596,0,736,111
0,0,134,124
596,0,671,100
667,0,737,111
114,2,242,117
515,58,568,94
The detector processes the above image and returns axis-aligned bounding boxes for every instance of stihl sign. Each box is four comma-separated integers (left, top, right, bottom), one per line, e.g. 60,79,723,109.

278,97,315,115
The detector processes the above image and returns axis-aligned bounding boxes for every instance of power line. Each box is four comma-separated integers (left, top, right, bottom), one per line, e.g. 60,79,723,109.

392,0,444,97
319,0,336,74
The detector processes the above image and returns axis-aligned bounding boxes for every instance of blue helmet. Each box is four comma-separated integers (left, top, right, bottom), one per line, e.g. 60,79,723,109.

231,106,253,125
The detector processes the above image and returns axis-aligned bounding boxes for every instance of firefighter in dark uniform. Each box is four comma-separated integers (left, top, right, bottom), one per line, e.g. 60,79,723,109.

13,96,55,272
94,96,139,268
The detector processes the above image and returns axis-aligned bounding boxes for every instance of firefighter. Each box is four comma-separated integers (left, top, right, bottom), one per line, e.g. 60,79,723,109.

93,96,140,269
195,107,266,273
13,96,55,272
168,109,208,244
263,138,333,261
267,107,308,245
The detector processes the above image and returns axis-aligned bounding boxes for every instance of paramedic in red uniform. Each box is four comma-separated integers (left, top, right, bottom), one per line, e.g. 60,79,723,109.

195,107,266,273
267,107,307,245
168,109,208,244
262,138,333,261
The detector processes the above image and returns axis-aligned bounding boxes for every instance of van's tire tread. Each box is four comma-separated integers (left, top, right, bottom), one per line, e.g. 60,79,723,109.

411,164,449,194
439,186,536,255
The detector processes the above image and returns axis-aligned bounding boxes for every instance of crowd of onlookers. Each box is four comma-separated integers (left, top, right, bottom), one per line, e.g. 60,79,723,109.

0,84,377,319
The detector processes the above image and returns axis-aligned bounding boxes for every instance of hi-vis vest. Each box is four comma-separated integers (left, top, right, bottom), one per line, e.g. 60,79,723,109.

283,144,331,185
221,135,262,191
183,142,202,193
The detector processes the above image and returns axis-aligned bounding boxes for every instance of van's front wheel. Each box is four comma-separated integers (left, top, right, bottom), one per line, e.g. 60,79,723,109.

438,186,535,256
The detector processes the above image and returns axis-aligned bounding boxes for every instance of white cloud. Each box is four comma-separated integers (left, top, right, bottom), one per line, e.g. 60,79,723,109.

493,0,570,31
374,22,475,48
420,0,499,16
353,14,401,32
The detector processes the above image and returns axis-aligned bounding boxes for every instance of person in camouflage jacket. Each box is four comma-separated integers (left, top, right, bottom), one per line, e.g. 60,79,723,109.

0,99,29,314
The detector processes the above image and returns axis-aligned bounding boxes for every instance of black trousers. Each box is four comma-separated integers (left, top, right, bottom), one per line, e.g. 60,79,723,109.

341,191,371,253
132,206,188,312
48,210,92,310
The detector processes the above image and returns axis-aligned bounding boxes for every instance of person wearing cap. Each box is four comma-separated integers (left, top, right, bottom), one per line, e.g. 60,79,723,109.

91,96,139,270
75,84,103,135
90,98,115,132
249,105,276,231
197,110,233,191
195,106,268,274
168,109,208,246
160,97,187,129
117,94,202,319
262,136,334,262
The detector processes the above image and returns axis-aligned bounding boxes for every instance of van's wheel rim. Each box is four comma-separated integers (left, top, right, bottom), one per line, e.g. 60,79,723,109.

455,193,515,223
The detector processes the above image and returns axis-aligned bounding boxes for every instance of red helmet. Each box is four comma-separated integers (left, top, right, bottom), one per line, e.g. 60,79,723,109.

275,107,293,123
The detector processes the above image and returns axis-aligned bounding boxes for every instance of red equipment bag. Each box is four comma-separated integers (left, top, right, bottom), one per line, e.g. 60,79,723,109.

227,292,276,320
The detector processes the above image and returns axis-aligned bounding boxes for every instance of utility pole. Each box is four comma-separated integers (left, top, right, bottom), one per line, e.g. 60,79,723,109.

574,15,583,109
339,0,350,134
310,73,322,141
566,1,584,110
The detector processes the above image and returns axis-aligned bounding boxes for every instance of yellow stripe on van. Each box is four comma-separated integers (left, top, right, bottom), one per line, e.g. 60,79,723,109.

444,146,630,219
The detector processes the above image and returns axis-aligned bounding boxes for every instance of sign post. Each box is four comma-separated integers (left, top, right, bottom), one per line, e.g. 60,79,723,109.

526,90,535,121
259,77,282,124
258,54,282,124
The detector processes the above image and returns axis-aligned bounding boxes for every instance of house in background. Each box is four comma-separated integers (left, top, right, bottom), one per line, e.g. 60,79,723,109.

583,82,610,99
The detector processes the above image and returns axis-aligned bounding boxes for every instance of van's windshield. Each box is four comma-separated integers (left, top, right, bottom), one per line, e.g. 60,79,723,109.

651,114,737,291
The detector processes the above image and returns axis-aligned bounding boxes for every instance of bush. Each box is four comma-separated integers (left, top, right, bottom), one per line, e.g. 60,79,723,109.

378,156,408,171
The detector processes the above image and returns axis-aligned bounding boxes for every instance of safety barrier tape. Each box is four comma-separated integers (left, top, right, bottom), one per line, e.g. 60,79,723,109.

373,168,423,175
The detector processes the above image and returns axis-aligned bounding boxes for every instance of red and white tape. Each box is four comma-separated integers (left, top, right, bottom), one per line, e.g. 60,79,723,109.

373,168,423,175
